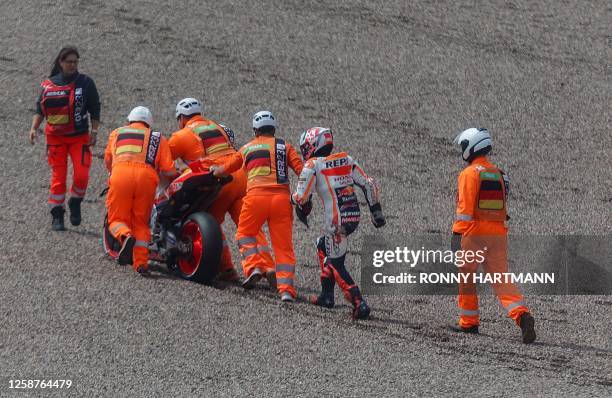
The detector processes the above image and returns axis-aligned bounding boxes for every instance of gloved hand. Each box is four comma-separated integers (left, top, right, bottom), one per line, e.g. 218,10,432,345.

451,232,462,253
210,165,226,177
370,203,386,228
295,200,312,228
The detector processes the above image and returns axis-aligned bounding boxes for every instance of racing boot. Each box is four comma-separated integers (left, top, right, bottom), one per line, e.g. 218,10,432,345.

353,300,371,320
347,286,370,320
50,206,65,231
518,312,536,344
310,293,335,308
67,197,83,226
309,276,335,308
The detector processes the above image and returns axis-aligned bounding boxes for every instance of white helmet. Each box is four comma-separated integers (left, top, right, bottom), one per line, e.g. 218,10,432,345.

252,110,277,129
299,127,334,160
175,98,203,119
127,106,153,126
454,127,492,162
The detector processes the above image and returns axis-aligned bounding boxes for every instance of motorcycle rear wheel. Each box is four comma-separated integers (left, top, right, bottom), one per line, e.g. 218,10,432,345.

177,212,222,284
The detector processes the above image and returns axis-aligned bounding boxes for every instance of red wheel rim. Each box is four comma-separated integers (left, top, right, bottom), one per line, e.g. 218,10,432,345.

178,220,203,277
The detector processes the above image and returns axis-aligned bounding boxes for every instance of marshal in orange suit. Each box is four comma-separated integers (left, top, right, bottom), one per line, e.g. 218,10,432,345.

104,106,178,275
213,111,303,302
169,98,274,283
451,127,536,344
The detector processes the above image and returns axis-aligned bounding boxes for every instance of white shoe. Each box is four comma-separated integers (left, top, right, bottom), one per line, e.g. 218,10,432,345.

280,292,294,302
242,268,263,289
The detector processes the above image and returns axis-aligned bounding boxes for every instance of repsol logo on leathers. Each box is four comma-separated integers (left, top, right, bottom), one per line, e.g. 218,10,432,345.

325,157,348,168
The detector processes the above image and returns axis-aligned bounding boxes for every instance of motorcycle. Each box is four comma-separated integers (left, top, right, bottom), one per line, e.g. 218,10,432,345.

103,161,231,284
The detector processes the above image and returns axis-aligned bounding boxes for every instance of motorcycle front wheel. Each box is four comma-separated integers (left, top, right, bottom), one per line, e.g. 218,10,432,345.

176,212,222,284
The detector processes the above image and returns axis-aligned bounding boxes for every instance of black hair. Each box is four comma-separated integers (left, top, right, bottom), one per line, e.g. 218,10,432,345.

178,112,201,120
466,145,492,163
50,46,80,77
255,126,276,136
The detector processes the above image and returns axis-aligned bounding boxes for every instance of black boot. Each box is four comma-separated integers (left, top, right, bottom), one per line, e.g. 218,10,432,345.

348,286,370,320
519,312,536,344
353,298,371,320
310,292,335,308
118,236,135,266
448,324,479,334
50,206,65,231
310,275,335,308
67,197,83,226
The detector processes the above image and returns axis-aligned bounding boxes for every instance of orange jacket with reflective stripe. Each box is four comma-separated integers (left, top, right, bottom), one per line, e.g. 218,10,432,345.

104,122,175,177
168,115,234,163
221,135,303,193
452,156,508,234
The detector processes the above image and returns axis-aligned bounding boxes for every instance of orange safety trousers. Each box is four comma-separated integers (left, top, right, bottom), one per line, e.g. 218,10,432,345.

236,191,296,297
458,222,529,328
106,163,158,271
46,133,92,207
207,167,274,273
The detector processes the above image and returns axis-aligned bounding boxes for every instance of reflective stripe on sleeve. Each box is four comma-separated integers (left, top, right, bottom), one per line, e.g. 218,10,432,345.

456,214,473,221
135,240,149,248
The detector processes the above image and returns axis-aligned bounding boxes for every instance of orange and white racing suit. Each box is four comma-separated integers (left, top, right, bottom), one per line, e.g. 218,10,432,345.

169,115,273,276
453,155,529,328
221,135,303,298
104,122,177,272
292,152,381,306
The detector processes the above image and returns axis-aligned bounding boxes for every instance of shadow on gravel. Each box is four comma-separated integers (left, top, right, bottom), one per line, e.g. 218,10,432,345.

100,255,612,360
534,341,612,356
64,228,102,239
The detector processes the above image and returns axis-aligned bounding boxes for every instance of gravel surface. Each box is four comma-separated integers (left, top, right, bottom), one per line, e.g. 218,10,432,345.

0,0,610,396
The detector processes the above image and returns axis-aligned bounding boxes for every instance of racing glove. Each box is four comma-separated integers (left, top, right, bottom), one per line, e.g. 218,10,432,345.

295,200,312,228
369,203,386,228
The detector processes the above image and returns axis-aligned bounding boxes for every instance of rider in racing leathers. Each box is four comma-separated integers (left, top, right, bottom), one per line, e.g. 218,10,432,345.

291,127,386,319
